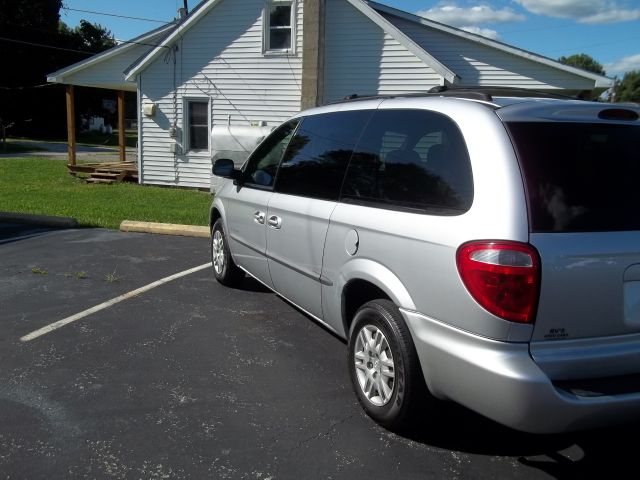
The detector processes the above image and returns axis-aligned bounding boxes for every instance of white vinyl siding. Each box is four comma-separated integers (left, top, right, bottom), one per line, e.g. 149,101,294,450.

139,0,303,188
380,13,595,91
323,0,443,103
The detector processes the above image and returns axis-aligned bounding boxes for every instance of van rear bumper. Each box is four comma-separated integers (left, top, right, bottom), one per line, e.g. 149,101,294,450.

401,309,640,434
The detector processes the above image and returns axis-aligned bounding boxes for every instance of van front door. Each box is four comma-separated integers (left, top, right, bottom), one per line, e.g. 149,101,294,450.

225,119,299,288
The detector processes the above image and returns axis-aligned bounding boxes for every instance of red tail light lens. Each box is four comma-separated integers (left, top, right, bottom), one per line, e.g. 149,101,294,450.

456,241,540,324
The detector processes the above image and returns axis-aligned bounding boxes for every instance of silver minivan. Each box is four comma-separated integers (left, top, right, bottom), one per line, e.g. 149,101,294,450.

210,89,640,433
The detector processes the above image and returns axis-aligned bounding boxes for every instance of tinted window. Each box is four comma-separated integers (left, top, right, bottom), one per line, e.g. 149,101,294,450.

508,122,640,232
342,109,473,214
242,119,298,188
275,110,373,200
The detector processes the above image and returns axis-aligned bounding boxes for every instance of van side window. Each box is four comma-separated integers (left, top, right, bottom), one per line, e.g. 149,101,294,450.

274,110,373,200
242,119,299,189
341,109,473,214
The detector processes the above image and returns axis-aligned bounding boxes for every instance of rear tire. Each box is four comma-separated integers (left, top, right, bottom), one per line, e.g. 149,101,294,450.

348,299,427,431
211,219,244,287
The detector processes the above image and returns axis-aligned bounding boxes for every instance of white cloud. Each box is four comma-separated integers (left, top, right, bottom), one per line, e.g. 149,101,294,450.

515,0,640,24
581,9,640,23
605,53,640,75
417,4,524,26
460,26,501,39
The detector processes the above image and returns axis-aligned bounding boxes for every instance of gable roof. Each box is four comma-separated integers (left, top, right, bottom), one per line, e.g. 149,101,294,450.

123,0,459,83
47,22,177,90
344,0,458,83
51,0,612,90
367,1,613,88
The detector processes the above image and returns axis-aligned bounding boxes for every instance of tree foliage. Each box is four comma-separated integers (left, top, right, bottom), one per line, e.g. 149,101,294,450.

615,70,640,103
62,20,117,53
0,0,117,136
558,53,606,76
0,0,62,32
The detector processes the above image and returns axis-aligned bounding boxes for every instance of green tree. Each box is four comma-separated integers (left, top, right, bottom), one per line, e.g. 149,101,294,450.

558,53,606,76
615,70,640,102
64,20,117,52
0,0,62,32
0,0,117,137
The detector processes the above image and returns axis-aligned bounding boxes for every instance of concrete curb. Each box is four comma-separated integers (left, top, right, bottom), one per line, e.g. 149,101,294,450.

0,211,78,228
120,220,210,238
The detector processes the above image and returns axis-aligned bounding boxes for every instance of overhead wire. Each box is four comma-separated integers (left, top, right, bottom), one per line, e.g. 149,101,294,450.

61,7,170,24
0,36,95,54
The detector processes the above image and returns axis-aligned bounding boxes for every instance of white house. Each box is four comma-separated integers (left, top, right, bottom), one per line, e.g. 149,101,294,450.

48,0,612,189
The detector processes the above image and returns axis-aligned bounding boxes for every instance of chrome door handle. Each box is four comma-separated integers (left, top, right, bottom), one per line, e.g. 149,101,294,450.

267,215,282,229
254,211,266,224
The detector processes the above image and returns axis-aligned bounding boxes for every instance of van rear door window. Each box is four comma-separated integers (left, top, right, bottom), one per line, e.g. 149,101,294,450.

341,109,473,214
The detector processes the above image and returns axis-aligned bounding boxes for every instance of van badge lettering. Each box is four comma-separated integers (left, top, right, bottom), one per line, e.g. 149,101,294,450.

544,328,569,340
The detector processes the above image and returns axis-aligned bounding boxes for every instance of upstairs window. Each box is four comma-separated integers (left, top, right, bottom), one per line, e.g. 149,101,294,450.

264,0,295,53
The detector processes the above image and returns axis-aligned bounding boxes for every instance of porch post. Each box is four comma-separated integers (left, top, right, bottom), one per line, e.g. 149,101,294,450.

66,85,76,166
117,90,126,162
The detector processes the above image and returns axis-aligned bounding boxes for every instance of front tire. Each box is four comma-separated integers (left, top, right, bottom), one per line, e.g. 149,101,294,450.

211,219,244,287
348,299,426,431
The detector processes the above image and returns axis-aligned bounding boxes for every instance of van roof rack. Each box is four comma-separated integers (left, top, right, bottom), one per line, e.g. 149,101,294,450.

335,86,578,105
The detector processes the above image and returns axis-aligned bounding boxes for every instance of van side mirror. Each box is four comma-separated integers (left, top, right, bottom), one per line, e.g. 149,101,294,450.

212,158,240,180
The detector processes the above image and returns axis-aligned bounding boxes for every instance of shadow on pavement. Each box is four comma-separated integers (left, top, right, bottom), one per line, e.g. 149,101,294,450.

0,222,64,245
398,398,639,478
236,276,271,293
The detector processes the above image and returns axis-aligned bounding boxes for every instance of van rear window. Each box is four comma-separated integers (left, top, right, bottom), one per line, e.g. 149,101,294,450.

506,122,640,232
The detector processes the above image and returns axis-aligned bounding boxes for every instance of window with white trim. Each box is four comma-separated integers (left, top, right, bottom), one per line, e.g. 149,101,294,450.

185,99,209,152
264,0,295,53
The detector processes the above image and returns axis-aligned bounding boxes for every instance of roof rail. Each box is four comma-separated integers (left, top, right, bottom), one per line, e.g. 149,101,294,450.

426,85,577,101
329,86,578,106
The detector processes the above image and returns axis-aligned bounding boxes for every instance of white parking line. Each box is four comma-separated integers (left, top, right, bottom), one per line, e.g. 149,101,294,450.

20,263,211,342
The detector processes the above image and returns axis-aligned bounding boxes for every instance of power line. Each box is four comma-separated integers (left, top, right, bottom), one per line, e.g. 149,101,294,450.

0,19,172,51
0,84,60,90
61,7,171,24
0,36,95,55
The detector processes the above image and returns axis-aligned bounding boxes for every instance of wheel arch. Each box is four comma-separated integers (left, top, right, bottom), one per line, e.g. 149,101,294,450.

209,197,226,232
339,258,416,337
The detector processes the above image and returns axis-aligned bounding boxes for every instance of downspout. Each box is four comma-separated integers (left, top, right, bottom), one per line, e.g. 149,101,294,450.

137,76,143,184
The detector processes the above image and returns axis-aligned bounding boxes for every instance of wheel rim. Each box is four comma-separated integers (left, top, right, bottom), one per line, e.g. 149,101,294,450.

212,230,225,275
353,324,395,407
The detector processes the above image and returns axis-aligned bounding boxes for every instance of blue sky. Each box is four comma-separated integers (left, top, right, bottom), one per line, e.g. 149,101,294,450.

60,0,640,77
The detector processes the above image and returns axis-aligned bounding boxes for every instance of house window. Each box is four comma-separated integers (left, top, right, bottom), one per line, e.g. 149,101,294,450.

264,0,295,53
186,100,209,152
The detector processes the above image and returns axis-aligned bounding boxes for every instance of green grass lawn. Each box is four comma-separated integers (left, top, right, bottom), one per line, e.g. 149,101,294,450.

0,157,212,229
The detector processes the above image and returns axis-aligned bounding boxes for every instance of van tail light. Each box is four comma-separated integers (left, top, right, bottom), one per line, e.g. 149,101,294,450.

456,241,540,324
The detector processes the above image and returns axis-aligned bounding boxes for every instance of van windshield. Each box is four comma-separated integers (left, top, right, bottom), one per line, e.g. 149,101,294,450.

506,122,640,233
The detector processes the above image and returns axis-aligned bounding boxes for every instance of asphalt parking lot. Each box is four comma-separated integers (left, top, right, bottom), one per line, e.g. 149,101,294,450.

0,223,637,479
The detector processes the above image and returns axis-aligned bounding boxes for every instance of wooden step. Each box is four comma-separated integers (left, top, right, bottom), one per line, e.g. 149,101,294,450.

91,171,126,181
86,178,116,184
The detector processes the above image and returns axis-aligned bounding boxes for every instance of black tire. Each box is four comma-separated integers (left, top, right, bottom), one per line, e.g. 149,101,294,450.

348,299,427,431
211,219,244,287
